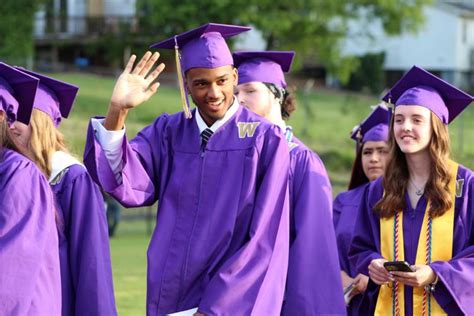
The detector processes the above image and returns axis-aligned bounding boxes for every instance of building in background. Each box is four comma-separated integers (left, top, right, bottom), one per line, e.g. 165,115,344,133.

343,0,474,92
34,0,137,71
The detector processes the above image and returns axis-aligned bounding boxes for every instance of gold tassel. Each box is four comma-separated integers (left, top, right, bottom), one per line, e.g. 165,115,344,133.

356,128,363,151
386,96,394,114
174,37,192,119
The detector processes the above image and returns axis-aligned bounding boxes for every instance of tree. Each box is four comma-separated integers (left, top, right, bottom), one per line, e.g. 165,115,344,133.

0,0,44,66
137,0,432,83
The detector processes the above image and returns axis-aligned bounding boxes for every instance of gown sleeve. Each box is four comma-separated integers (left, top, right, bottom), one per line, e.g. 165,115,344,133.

349,181,384,276
430,174,474,315
282,150,346,315
84,115,169,207
58,167,117,315
0,157,60,315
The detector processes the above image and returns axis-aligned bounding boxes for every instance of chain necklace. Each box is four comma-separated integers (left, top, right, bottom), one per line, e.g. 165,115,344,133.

409,178,425,196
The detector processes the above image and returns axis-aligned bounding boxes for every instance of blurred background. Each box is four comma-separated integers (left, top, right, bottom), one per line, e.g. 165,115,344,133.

2,0,473,314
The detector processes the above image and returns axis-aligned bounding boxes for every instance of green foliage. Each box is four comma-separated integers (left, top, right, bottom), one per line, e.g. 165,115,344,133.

0,0,44,65
137,0,432,83
345,52,386,94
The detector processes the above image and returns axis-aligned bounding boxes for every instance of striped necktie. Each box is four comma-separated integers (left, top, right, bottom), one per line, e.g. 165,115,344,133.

201,128,214,150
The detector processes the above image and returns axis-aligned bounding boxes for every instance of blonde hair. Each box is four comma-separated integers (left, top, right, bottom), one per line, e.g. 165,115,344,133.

375,113,453,218
29,109,69,178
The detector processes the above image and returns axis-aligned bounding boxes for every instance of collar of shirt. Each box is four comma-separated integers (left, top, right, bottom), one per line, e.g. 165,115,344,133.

277,121,287,132
49,150,84,183
195,97,239,134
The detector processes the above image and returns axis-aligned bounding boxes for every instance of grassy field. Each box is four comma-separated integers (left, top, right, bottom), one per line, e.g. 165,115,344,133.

109,218,152,315
51,72,473,314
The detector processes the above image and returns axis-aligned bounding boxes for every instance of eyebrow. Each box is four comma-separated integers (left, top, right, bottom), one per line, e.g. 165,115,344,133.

364,146,387,151
192,73,230,84
394,113,426,118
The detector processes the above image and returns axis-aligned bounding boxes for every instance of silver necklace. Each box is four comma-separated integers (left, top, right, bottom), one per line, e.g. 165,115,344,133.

409,178,425,196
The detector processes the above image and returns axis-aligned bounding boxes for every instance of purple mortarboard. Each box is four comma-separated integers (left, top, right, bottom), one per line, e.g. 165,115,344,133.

150,23,251,118
382,65,473,124
0,62,39,126
351,104,390,145
233,51,295,89
15,68,79,127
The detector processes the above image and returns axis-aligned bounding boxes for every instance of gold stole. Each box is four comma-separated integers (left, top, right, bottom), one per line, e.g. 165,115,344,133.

376,161,458,315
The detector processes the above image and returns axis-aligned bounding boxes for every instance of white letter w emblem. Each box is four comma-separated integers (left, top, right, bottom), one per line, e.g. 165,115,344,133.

237,122,260,138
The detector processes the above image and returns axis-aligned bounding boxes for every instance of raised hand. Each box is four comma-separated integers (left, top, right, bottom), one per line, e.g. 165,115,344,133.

110,51,165,110
104,52,165,130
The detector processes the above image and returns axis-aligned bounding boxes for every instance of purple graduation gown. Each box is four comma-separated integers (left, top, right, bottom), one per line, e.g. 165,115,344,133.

349,165,474,315
0,149,61,315
84,106,290,315
51,164,117,316
282,136,346,315
333,183,369,315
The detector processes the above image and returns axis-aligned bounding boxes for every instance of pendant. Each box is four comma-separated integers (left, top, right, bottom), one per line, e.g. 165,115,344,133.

416,189,424,196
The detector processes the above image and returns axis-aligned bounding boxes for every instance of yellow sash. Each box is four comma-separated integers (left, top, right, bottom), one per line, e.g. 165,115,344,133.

376,160,458,315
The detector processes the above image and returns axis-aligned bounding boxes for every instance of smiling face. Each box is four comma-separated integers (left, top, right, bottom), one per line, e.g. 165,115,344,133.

186,65,237,126
361,140,389,181
9,120,32,154
393,105,433,155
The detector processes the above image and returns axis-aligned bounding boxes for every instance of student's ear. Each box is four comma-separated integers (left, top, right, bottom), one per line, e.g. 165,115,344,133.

232,66,238,87
184,72,190,91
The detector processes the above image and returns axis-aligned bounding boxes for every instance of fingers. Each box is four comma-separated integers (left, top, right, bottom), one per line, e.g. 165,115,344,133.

123,54,137,74
369,262,391,285
132,51,153,75
391,266,432,288
369,270,390,285
142,82,161,102
146,62,166,83
139,52,161,77
369,261,390,278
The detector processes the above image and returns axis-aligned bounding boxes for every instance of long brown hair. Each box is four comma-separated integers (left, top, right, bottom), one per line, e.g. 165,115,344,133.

375,112,453,218
348,144,370,190
28,109,69,178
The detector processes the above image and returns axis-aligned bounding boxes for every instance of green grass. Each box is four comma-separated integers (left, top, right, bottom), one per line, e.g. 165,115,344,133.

51,72,473,314
110,219,151,315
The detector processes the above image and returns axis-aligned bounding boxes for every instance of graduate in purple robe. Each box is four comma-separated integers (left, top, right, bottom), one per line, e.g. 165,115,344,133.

349,66,474,315
0,62,61,315
332,105,390,315
234,51,346,315
83,23,290,315
10,69,117,316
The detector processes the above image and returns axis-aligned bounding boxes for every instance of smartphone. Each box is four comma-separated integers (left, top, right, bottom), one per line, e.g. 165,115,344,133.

383,261,415,272
343,283,355,305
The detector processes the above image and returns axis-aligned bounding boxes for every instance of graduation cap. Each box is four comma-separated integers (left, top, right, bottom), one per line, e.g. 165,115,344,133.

382,65,473,124
351,104,390,147
150,23,251,119
233,51,295,89
0,62,39,126
15,68,79,127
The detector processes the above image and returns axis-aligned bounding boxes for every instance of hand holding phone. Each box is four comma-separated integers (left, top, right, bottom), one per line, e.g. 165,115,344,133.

383,261,415,272
343,283,355,305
